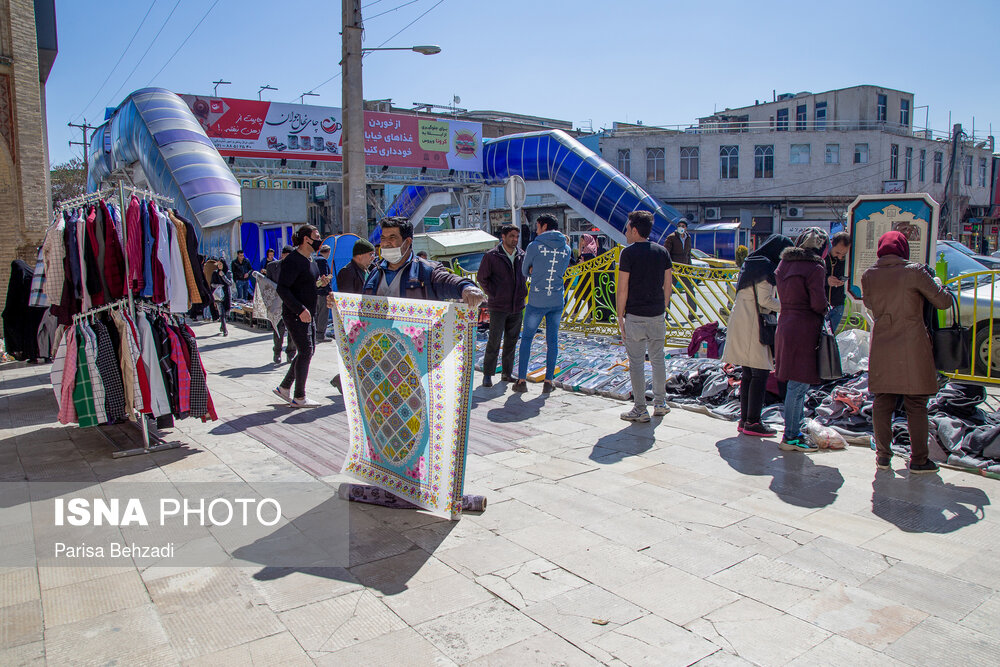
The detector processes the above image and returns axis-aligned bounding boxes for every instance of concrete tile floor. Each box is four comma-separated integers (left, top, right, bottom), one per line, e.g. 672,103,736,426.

1,320,999,665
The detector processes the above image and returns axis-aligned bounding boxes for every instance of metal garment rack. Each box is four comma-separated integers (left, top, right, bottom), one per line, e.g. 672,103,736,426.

57,185,181,457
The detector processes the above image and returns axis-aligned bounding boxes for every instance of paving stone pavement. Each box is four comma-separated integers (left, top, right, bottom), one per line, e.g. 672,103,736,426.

1,320,999,666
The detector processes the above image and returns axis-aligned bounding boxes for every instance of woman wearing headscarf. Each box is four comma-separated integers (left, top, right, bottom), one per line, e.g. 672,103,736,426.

210,256,234,336
774,227,830,451
580,234,598,263
722,234,794,437
862,230,952,473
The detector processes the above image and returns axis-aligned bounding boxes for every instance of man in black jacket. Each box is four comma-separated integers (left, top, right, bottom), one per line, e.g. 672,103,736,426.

267,246,295,364
336,239,374,295
274,225,323,407
231,250,253,301
476,225,527,386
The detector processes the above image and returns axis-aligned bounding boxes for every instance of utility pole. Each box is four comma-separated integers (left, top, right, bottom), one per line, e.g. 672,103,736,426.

68,119,97,182
342,0,367,239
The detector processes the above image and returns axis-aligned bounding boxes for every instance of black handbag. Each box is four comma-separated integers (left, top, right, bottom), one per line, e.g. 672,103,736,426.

930,293,971,372
752,283,777,348
817,320,843,380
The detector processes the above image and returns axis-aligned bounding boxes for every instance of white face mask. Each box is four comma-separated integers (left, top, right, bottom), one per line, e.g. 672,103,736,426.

678,228,687,236
381,246,404,264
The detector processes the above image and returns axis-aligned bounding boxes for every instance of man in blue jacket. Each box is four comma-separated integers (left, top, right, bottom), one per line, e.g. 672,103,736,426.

512,214,571,393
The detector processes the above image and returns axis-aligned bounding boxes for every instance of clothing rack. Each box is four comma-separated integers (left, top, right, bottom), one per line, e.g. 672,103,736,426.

59,185,181,458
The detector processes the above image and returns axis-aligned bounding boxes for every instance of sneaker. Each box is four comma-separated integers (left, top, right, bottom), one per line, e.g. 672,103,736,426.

779,437,818,452
500,373,515,383
653,404,670,417
289,397,321,408
738,419,745,433
542,380,555,393
741,421,776,437
876,456,892,470
909,460,939,474
272,386,291,404
512,380,528,393
273,354,281,365
482,375,493,388
621,406,650,423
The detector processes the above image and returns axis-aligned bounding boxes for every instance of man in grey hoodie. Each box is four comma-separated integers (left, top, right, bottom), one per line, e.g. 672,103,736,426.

512,214,572,393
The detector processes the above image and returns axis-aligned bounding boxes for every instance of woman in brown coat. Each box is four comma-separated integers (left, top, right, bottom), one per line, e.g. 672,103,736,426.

862,230,952,473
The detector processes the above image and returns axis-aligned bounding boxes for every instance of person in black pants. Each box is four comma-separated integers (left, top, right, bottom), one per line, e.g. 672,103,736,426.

476,224,528,386
314,244,333,343
274,226,322,408
267,246,295,364
210,257,233,336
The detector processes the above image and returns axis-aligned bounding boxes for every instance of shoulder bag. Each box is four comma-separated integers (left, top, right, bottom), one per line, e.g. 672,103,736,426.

752,283,777,349
930,292,971,373
817,319,843,380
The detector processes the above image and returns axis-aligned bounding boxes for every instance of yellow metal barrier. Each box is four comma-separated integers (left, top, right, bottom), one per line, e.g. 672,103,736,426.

942,270,1000,385
560,248,740,344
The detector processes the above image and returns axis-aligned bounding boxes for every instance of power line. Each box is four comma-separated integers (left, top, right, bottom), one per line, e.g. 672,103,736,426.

72,0,158,123
144,0,222,86
366,0,421,21
104,0,182,110
301,0,447,97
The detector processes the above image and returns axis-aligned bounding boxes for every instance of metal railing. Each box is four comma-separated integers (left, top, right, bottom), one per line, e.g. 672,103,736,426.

942,270,1000,384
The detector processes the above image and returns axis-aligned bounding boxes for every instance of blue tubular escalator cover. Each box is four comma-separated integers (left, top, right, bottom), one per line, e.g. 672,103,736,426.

87,88,242,242
386,129,684,241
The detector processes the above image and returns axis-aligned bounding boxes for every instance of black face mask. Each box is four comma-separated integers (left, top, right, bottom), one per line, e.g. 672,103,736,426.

309,238,322,252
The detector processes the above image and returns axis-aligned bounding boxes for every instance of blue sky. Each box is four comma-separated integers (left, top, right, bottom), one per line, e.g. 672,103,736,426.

47,0,1000,167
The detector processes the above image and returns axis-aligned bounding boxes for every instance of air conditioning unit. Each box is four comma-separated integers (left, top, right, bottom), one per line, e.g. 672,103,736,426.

684,212,698,223
786,206,805,219
704,207,722,220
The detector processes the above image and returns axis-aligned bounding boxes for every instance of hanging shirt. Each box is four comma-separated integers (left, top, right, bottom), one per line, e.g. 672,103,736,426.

164,324,191,414
167,218,189,313
178,324,212,420
28,247,48,308
169,211,201,306
125,196,144,294
141,202,155,299
43,215,67,303
73,325,99,427
54,327,78,424
80,323,108,425
100,200,126,300
136,313,171,418
78,210,92,310
154,205,173,305
64,210,82,300
93,320,127,423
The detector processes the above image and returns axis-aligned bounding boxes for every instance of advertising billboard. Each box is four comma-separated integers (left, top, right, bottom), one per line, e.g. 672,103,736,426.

179,95,483,172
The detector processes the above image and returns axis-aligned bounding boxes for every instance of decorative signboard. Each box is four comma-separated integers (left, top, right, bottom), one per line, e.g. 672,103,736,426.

179,95,483,172
847,193,939,299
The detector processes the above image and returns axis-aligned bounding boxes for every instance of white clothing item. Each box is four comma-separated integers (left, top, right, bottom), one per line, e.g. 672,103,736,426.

137,313,172,418
153,205,173,304
167,220,189,313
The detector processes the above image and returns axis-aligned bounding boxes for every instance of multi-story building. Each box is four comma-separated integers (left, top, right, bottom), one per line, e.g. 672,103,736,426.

599,85,996,248
0,0,56,313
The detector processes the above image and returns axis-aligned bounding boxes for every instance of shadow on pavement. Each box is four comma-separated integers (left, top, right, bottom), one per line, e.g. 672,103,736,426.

486,391,548,423
590,423,655,464
218,364,283,379
870,468,989,533
195,333,273,354
716,436,845,509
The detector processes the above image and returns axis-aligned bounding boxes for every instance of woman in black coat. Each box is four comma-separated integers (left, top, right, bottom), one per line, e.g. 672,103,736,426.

211,258,234,336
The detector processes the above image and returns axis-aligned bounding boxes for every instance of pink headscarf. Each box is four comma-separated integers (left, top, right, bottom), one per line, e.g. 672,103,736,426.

581,234,598,256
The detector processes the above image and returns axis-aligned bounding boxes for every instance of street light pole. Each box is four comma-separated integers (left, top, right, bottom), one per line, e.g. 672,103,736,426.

212,79,231,96
342,0,367,239
258,84,277,100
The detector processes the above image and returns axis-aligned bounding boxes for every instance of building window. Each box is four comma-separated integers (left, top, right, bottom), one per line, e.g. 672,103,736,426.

980,158,988,187
825,144,839,164
617,149,630,177
776,108,788,132
933,151,943,183
900,99,910,126
720,145,739,179
646,147,664,182
904,147,913,180
754,145,774,179
877,94,887,122
963,155,973,186
854,143,869,164
919,149,926,182
890,144,899,179
815,101,827,130
796,104,807,130
680,146,699,180
790,144,811,165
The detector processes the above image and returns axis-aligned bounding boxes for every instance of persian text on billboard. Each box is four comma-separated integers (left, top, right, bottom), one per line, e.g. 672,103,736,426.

180,95,483,172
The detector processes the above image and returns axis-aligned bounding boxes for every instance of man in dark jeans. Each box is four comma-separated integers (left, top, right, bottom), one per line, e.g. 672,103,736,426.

663,220,697,319
274,227,322,408
476,224,527,387
314,244,333,343
231,249,253,301
267,246,295,364
825,231,852,331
